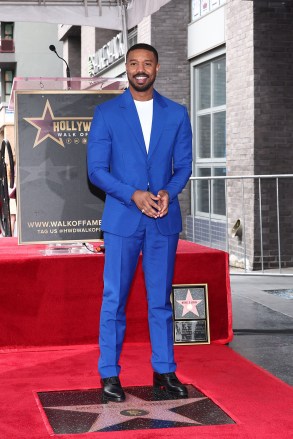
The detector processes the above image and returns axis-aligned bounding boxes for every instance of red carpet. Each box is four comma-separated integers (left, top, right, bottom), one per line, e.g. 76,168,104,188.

0,343,292,438
0,239,290,437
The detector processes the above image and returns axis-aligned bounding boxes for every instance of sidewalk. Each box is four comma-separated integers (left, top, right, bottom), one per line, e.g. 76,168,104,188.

229,273,293,385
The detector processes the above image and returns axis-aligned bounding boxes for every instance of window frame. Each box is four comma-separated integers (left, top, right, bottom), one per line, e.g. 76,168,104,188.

190,0,226,23
2,69,15,103
190,47,226,220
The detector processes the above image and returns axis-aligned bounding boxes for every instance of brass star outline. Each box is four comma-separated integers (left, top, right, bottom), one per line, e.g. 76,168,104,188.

24,100,65,148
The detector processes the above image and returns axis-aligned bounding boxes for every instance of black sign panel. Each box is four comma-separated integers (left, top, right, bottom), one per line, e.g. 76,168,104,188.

15,91,120,244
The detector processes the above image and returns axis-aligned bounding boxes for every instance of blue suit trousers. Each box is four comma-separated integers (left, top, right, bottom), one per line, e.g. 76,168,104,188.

98,214,179,378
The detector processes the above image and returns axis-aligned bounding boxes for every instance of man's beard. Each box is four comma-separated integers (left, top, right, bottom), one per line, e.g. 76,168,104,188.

128,77,156,92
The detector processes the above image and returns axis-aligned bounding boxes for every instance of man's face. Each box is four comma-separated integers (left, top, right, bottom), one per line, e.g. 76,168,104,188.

126,49,160,93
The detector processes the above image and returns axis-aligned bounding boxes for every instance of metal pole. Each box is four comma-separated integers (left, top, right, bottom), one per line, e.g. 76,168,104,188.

276,178,282,273
192,179,195,243
258,178,264,272
241,179,247,272
121,0,129,60
189,174,293,277
225,178,229,253
209,179,212,247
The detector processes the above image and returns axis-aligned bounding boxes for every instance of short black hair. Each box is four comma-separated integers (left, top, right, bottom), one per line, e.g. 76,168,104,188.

126,43,159,63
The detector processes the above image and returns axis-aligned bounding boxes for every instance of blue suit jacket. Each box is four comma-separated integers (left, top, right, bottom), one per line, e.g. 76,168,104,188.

87,88,192,237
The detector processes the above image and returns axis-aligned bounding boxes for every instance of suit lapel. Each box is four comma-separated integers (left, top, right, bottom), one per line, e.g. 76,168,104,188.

119,89,147,158
148,90,168,161
119,88,168,160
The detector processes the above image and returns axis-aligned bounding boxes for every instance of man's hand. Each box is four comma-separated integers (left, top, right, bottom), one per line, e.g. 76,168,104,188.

157,190,169,217
131,190,161,218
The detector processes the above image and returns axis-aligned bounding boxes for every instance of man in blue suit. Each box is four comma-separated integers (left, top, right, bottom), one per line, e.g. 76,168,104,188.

87,43,192,402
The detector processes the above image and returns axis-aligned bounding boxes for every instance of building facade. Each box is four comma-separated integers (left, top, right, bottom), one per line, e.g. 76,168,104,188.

2,0,293,269
58,0,293,268
187,0,293,269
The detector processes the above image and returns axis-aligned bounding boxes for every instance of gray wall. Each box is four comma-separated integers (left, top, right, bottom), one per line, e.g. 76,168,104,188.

67,36,81,77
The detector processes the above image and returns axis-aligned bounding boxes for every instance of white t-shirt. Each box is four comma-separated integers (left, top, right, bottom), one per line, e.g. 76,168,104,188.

134,99,153,153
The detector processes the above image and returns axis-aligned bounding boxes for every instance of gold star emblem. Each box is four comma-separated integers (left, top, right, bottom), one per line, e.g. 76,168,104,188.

24,100,92,149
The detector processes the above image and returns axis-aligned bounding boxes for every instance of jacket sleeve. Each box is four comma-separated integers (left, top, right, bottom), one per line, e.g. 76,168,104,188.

87,106,137,205
164,107,193,200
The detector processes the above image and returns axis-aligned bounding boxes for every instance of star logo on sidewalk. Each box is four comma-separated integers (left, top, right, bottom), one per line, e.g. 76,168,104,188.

37,385,234,434
46,393,204,432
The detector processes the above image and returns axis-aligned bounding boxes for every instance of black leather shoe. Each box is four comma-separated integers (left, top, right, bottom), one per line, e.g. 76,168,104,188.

153,372,188,397
101,376,126,402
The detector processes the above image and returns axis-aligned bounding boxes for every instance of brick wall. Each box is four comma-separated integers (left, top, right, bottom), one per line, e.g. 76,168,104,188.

226,0,255,267
151,0,191,237
253,0,293,177
226,0,293,269
253,0,293,268
137,16,151,44
151,0,190,109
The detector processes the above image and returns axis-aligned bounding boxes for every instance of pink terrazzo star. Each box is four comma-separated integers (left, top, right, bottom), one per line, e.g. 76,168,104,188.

176,289,202,317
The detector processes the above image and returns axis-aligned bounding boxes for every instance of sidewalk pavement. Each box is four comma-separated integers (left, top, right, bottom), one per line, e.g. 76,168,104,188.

229,273,293,385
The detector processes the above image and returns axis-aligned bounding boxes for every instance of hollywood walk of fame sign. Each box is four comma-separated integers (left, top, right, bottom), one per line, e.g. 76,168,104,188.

36,385,234,434
172,284,210,345
15,90,120,244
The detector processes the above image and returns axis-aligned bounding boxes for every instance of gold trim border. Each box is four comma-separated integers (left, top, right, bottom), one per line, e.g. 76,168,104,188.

171,283,210,346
